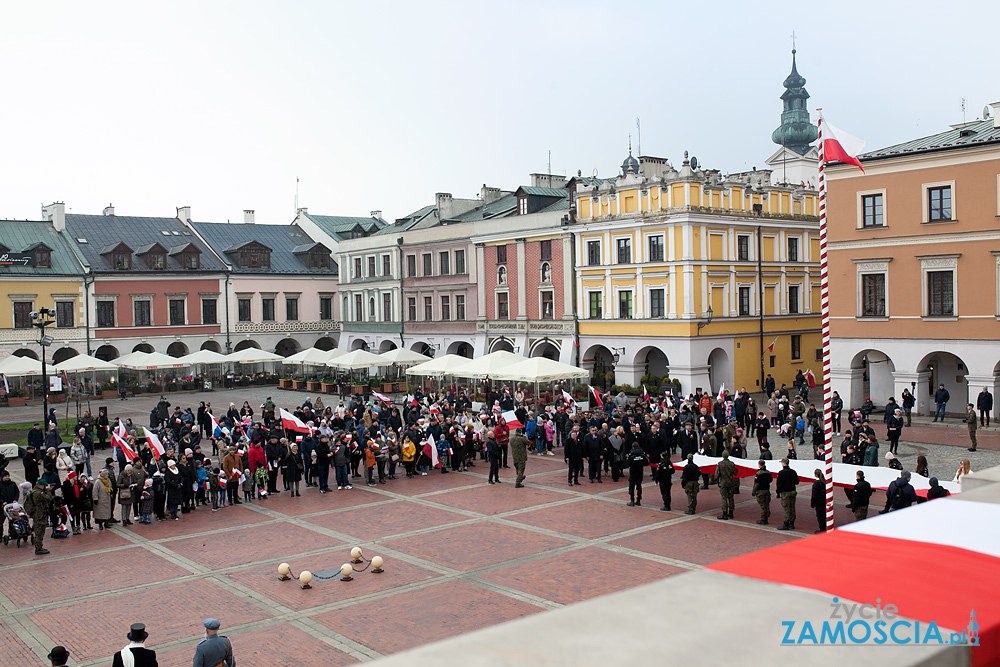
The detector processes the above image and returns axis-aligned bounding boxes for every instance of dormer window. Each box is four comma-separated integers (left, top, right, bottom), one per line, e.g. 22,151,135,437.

114,251,131,270
308,251,330,269
102,242,134,270
182,252,200,269
518,196,529,215
242,249,269,268
147,252,166,270
34,250,51,268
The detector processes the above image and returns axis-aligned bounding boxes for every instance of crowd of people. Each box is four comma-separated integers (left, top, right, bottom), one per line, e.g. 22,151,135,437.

0,377,975,557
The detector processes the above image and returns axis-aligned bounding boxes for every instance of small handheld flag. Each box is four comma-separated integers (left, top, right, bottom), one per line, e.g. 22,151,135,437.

502,410,524,429
588,385,603,408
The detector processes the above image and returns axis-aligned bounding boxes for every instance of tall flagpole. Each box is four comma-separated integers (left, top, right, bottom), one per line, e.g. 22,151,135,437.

817,108,834,532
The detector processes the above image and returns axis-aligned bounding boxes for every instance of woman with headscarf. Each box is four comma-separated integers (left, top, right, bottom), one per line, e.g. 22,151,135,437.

164,460,183,520
116,465,137,525
56,448,74,478
91,469,114,530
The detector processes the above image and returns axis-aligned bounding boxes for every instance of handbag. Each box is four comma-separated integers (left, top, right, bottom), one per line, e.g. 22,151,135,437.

119,488,132,501
391,454,400,462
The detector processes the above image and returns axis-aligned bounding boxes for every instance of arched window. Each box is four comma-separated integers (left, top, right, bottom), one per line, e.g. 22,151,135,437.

540,262,551,284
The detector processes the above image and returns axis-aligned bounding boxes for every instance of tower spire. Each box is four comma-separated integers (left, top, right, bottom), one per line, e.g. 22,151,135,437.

771,48,818,155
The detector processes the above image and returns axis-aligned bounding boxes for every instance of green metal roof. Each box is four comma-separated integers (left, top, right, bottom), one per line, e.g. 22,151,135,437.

0,219,86,276
859,118,1000,162
302,213,387,240
538,198,571,213
514,186,568,197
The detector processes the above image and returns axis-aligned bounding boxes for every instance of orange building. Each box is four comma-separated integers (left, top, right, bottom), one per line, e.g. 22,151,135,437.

826,103,1000,417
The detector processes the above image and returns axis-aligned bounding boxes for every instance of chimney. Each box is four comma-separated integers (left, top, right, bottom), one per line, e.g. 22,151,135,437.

481,185,502,204
176,206,191,223
42,202,66,231
103,203,114,216
296,207,308,216
991,101,1000,129
370,210,382,220
243,209,255,224
436,192,453,220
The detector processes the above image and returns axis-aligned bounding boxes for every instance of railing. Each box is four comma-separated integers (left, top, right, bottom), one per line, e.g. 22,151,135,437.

0,327,85,342
234,320,342,333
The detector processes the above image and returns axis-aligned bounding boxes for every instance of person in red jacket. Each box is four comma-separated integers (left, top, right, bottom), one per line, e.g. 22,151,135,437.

494,419,510,469
248,442,266,478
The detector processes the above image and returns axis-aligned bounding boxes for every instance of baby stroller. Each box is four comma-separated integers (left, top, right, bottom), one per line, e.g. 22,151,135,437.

3,502,31,548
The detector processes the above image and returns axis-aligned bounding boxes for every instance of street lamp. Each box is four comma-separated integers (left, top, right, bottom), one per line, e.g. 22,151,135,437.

697,306,714,333
611,347,625,365
30,308,57,426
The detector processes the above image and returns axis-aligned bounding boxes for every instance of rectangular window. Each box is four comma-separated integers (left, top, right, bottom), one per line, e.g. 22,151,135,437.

589,292,603,318
791,334,801,360
407,297,416,321
541,291,554,319
262,298,275,321
319,296,332,320
928,186,952,221
202,298,217,325
927,271,954,316
168,299,185,326
439,252,450,275
422,254,432,276
861,274,886,317
407,255,416,277
382,254,391,276
616,237,632,264
367,256,376,278
587,240,601,266
862,194,884,227
368,297,375,319
147,253,165,270
286,297,298,321
424,296,433,320
353,258,362,279
770,355,776,368
13,301,33,329
540,240,552,261
354,295,363,322
34,250,51,268
815,348,823,362
96,301,115,328
183,253,199,269
787,237,799,262
113,252,130,270
497,292,509,319
518,197,528,215
737,235,750,261
238,298,251,322
382,293,392,321
441,295,450,320
455,249,466,274
56,301,74,328
788,285,800,314
134,300,151,327
648,235,664,262
496,245,507,265
456,294,465,320
738,286,751,316
618,290,633,319
649,289,664,318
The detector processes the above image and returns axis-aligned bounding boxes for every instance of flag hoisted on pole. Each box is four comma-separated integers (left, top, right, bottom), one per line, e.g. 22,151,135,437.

817,111,865,531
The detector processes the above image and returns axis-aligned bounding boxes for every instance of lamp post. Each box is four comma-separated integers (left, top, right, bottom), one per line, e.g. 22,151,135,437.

31,308,57,426
697,306,714,333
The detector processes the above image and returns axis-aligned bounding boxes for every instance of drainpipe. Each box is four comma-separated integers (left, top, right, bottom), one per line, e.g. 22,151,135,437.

224,271,232,354
84,275,93,355
397,237,405,349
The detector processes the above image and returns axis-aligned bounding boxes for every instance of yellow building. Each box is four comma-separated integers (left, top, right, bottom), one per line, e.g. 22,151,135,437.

0,218,88,364
573,149,822,395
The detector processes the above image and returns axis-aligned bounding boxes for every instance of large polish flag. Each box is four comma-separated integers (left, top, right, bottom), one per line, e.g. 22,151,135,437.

821,118,866,172
279,407,309,433
142,427,165,461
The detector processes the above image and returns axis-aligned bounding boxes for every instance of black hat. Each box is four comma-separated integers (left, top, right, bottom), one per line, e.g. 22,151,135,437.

106,457,114,465
127,623,148,641
47,646,69,663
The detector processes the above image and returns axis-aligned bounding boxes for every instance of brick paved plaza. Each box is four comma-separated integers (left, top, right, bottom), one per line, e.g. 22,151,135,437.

2,388,996,665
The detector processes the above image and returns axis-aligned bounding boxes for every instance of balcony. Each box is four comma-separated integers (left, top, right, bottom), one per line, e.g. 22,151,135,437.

234,320,342,333
0,327,85,343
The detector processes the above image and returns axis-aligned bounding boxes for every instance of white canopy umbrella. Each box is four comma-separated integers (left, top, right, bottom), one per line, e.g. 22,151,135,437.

179,349,229,366
490,357,589,382
225,348,284,364
284,347,343,366
377,348,431,366
53,354,118,373
405,354,475,377
113,351,150,368
450,351,528,378
0,354,44,376
119,351,190,370
328,349,383,370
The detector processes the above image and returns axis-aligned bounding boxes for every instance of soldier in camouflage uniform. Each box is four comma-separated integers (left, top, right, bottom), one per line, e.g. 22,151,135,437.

715,450,738,520
681,454,700,515
24,479,53,555
751,459,772,525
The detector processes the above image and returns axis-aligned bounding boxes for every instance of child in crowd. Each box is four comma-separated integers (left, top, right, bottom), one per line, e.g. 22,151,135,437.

139,479,154,524
209,467,221,511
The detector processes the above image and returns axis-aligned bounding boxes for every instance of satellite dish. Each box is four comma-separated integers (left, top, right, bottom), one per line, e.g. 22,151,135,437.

985,105,992,120
690,156,699,170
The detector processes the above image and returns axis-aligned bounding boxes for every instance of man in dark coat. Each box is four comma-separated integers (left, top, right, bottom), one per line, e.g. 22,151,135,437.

851,470,872,521
776,457,799,531
681,454,700,514
656,451,674,511
22,442,40,485
810,469,828,533
676,423,699,459
564,424,584,486
977,387,993,427
112,623,158,667
583,425,603,483
751,459,772,524
625,441,649,507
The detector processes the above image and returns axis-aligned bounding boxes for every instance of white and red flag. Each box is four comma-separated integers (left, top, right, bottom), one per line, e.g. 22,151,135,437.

820,118,866,172
588,385,603,408
717,384,726,402
767,336,778,353
642,385,650,402
371,390,391,406
561,389,577,416
424,434,441,469
142,427,165,461
112,425,137,462
502,410,524,429
804,369,817,389
279,407,309,433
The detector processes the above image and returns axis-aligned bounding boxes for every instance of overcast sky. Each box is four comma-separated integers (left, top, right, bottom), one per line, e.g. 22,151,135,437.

1,0,995,225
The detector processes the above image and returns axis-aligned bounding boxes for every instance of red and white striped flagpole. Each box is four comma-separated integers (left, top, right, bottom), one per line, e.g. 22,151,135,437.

817,109,835,532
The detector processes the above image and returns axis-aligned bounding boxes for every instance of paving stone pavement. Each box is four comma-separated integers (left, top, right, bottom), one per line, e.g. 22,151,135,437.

2,387,995,665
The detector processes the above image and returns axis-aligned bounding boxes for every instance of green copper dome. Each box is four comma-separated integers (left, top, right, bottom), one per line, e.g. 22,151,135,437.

771,50,818,155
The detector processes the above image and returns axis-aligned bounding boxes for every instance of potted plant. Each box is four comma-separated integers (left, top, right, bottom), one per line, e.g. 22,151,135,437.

4,388,27,406
279,376,293,389
100,381,119,400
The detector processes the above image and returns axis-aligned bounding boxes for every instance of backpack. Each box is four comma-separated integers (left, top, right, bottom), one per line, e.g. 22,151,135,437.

24,492,35,517
889,482,906,510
